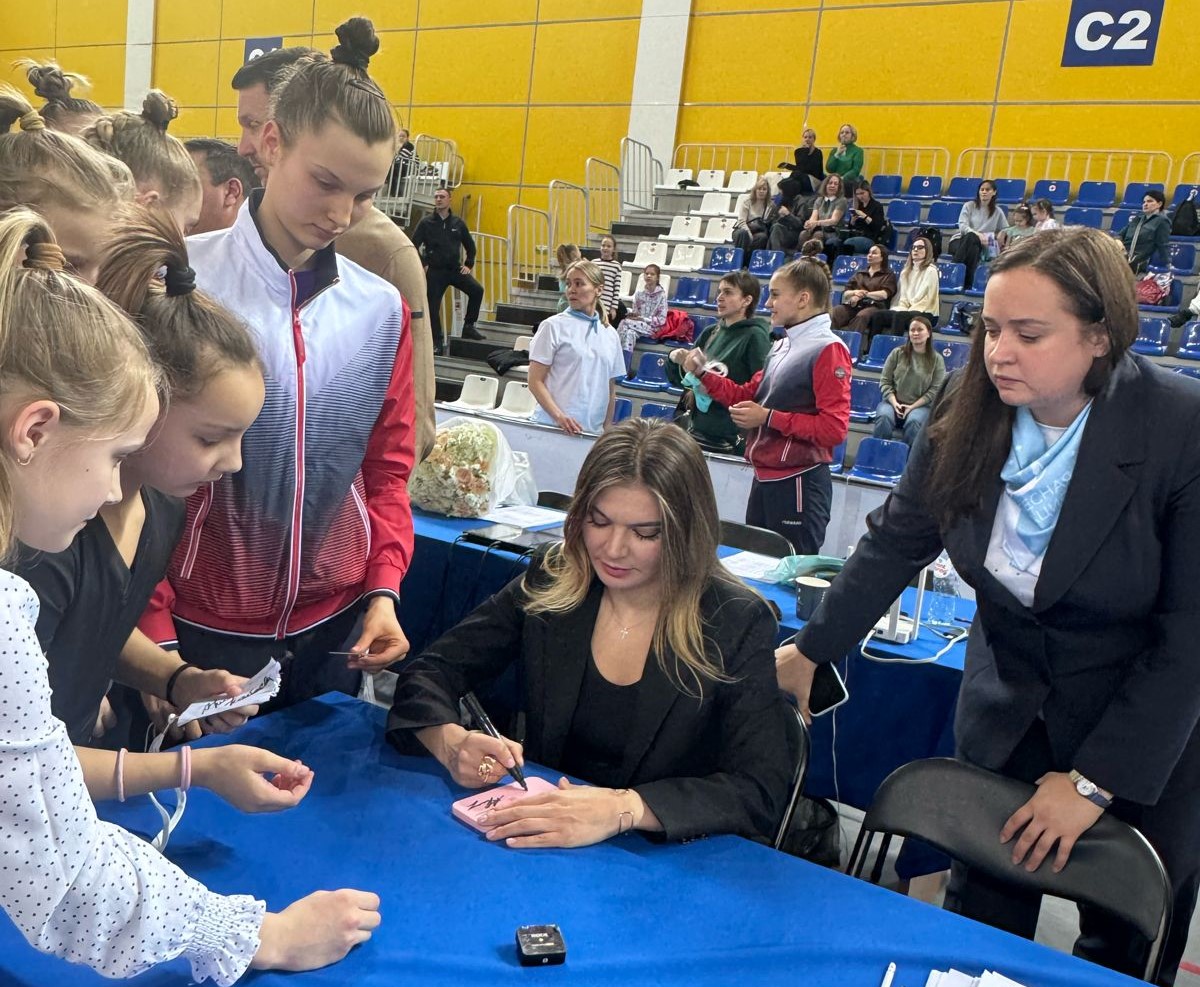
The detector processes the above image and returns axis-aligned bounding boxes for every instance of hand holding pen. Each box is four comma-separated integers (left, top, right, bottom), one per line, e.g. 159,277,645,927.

463,692,528,791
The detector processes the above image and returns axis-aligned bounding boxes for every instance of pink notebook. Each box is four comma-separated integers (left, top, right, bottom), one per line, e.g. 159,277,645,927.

451,777,558,832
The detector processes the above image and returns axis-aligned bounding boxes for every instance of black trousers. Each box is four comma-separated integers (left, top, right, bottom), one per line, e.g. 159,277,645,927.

950,231,984,290
426,267,484,344
745,464,832,555
944,720,1200,986
174,605,363,717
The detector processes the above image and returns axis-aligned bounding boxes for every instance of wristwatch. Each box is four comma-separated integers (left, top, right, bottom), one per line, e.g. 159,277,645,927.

1069,769,1113,809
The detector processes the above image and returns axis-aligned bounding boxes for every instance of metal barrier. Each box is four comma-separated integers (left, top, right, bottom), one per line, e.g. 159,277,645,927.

375,133,466,225
1176,152,1200,188
413,134,464,189
585,157,620,236
507,204,551,292
438,230,507,330
549,180,588,252
620,136,662,213
954,147,1174,191
671,143,951,183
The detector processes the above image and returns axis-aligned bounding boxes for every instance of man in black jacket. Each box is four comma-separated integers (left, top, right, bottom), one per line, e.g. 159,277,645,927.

411,187,485,350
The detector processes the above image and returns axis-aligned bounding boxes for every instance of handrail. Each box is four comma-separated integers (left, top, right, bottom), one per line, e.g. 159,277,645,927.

1175,152,1200,189
507,204,551,293
548,180,588,251
954,147,1174,190
671,143,951,183
620,136,661,213
471,231,507,321
412,133,464,189
585,157,620,236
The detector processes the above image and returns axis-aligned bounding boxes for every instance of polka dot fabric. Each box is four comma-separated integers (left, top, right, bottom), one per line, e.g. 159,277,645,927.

0,571,264,983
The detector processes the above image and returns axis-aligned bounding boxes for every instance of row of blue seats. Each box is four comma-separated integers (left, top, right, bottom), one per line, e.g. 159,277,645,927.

1133,319,1200,358
868,176,1199,211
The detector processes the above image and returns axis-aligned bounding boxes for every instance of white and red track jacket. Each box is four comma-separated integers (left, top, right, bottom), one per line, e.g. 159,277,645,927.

141,195,415,643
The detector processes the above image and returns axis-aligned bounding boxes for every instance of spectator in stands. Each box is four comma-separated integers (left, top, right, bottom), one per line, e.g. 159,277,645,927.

776,128,824,202
528,259,627,435
997,203,1036,253
82,90,203,237
687,258,852,553
841,180,891,255
831,244,897,332
387,418,797,848
778,227,1200,987
769,173,847,257
864,237,939,345
14,58,102,136
949,179,1007,289
186,137,255,235
1169,284,1200,329
825,124,863,183
1118,189,1171,274
733,177,778,257
595,235,623,323
872,315,946,446
555,243,582,312
617,263,667,371
412,186,486,349
666,270,771,454
1032,198,1058,231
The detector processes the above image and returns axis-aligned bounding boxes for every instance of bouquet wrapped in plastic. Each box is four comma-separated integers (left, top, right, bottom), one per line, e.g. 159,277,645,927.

410,417,536,518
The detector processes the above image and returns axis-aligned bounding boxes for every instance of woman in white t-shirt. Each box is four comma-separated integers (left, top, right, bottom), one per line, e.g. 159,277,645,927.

528,259,627,435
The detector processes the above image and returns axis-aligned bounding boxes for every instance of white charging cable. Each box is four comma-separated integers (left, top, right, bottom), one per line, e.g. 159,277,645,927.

859,624,968,664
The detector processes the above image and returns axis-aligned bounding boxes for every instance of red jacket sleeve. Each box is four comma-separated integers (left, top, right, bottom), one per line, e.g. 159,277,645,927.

139,578,178,647
765,343,852,448
362,298,417,598
701,369,765,407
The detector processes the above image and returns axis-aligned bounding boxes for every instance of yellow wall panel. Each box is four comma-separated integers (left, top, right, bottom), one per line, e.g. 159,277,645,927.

57,0,128,47
314,0,418,33
522,106,627,186
418,1,538,29
676,105,804,149
412,26,534,106
153,42,221,108
0,1,57,50
214,105,241,140
221,2,315,41
173,106,218,140
682,12,816,106
530,19,637,105
538,0,641,20
156,0,222,43
518,185,549,213
67,45,126,107
215,39,257,104
408,106,527,185
365,31,416,109
692,0,817,12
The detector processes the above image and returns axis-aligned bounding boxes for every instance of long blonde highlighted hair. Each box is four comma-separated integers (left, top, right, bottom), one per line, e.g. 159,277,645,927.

524,419,753,696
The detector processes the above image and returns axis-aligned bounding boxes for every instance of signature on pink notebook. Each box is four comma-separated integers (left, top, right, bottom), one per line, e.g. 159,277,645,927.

452,777,558,832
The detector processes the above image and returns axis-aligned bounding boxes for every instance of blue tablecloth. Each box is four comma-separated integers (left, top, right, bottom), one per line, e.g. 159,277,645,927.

0,695,1142,986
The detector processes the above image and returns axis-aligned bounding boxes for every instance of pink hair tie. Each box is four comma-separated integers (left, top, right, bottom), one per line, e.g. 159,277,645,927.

180,746,192,793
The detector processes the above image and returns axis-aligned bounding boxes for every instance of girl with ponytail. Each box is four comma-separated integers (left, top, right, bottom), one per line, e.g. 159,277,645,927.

12,58,102,135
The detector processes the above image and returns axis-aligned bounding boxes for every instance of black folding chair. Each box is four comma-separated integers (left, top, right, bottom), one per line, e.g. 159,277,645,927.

847,757,1172,983
774,706,811,851
719,520,793,558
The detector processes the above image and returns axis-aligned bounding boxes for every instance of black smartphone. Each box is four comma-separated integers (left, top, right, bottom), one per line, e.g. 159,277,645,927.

808,661,849,717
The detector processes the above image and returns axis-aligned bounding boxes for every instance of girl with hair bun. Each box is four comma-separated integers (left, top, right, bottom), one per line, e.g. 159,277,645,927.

82,89,202,235
12,58,102,135
0,85,132,281
0,207,380,983
146,17,417,712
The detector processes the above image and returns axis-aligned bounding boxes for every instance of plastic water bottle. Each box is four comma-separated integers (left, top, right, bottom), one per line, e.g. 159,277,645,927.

925,550,960,626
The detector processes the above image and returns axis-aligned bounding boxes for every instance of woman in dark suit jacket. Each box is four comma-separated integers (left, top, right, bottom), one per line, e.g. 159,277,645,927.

777,227,1200,985
388,419,796,848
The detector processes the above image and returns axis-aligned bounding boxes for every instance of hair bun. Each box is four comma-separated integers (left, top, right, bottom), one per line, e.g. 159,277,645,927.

141,89,179,131
331,17,379,71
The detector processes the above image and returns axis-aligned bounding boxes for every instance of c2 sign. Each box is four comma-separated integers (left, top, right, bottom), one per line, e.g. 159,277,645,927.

1061,0,1163,67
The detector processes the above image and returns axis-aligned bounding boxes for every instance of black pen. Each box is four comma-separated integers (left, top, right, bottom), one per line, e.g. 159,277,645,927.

463,692,528,790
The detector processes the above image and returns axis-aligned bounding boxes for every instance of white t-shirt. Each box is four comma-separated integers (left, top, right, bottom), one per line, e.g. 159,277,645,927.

984,420,1068,607
529,309,628,433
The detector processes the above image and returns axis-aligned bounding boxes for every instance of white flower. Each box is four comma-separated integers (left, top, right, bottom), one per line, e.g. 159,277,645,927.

410,422,501,517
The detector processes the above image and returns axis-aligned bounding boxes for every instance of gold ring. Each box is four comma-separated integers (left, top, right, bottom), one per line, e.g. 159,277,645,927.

477,756,496,780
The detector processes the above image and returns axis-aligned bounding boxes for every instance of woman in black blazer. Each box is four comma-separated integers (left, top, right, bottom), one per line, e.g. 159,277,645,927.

778,227,1200,985
388,419,796,848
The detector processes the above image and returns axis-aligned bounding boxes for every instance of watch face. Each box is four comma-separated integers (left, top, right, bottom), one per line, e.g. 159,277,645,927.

1077,778,1098,797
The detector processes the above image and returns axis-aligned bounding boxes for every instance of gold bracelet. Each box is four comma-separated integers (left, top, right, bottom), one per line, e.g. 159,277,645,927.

617,810,634,836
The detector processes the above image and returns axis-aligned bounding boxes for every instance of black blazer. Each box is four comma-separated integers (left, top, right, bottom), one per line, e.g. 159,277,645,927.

387,566,797,843
798,355,1200,806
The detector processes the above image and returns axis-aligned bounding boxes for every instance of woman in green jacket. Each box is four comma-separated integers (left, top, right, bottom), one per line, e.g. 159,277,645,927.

826,123,864,183
872,314,946,446
666,270,771,453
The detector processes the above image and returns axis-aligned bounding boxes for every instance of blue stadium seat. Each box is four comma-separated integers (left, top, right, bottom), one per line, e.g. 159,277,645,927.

1138,280,1183,315
1111,209,1138,234
992,179,1026,204
1063,207,1103,229
859,334,906,371
1168,243,1197,276
849,378,882,422
748,250,784,278
963,264,990,297
886,199,921,227
1032,179,1071,206
833,329,862,364
906,175,943,200
936,261,966,294
1132,316,1171,356
1177,323,1200,361
938,340,971,372
1075,181,1116,208
699,245,743,275
888,257,905,276
611,397,633,423
832,254,869,285
1120,182,1165,209
828,440,846,474
944,177,982,202
847,437,909,485
638,402,675,420
1175,366,1200,381
871,175,902,199
624,353,670,391
691,314,718,336
927,200,962,229
1171,184,1200,208
669,277,709,306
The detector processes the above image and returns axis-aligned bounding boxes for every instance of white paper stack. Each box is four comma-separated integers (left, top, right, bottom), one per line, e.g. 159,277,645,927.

924,970,1027,987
